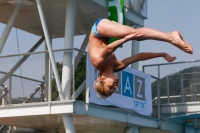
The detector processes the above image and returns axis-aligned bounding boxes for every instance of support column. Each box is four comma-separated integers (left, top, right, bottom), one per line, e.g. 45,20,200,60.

2,88,7,105
62,0,76,133
9,77,12,104
157,66,161,128
36,0,64,100
62,0,76,100
124,126,139,133
0,2,23,53
44,43,49,101
133,0,142,13
44,41,52,102
131,24,140,70
63,115,75,133
48,58,52,102
133,126,139,133
131,40,139,70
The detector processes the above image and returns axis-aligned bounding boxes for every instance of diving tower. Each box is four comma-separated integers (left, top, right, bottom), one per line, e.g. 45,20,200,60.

0,0,198,133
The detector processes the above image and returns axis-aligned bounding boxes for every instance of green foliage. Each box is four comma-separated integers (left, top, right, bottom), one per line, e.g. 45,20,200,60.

74,55,86,101
51,55,86,101
51,62,63,101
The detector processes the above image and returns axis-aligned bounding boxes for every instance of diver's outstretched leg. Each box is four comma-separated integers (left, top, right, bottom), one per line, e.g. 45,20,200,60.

97,19,193,54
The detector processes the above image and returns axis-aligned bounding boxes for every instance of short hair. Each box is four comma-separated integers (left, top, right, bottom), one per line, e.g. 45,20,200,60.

94,77,108,99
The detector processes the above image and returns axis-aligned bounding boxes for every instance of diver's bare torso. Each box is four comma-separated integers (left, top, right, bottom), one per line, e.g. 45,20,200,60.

88,32,119,72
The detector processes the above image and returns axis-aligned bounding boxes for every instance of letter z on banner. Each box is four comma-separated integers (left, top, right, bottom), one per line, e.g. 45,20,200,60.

87,55,152,116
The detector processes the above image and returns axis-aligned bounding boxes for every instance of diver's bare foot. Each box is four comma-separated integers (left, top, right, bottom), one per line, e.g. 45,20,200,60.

183,40,193,54
170,31,193,54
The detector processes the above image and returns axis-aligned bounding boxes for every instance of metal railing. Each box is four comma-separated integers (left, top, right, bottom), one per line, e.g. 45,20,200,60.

143,60,200,105
0,48,87,105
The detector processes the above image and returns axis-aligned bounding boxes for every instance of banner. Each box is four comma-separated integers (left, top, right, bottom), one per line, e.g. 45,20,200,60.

108,0,126,46
87,55,152,116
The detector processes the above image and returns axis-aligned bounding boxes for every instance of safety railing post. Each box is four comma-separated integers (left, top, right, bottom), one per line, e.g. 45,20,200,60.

72,49,75,100
157,65,161,128
194,82,197,102
167,76,169,104
9,77,12,104
2,87,7,105
181,74,184,103
40,84,44,102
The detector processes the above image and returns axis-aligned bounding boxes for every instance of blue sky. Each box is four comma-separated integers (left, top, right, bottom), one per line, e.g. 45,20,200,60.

115,0,200,70
141,1,200,66
0,0,200,71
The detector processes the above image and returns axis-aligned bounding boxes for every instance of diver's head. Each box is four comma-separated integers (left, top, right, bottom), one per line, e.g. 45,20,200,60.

94,74,118,99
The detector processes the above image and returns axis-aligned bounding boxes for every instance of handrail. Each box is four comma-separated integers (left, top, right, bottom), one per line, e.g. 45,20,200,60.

143,60,200,67
0,71,43,83
0,48,87,59
152,93,200,103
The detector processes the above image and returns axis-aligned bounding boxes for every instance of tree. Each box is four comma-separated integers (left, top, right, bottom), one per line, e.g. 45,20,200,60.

50,55,86,101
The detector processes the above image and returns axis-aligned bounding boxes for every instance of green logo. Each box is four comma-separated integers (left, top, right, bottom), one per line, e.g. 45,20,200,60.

108,0,126,47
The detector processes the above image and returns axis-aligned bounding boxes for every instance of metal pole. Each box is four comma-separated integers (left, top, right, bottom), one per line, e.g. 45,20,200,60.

72,50,75,100
36,0,64,100
48,59,52,102
124,126,139,133
62,0,76,100
131,39,139,69
62,0,76,133
86,84,89,104
191,84,193,102
44,43,49,102
157,65,161,128
194,82,197,102
44,41,52,102
167,76,169,104
131,25,140,69
181,75,184,102
2,87,8,105
86,58,89,103
9,77,12,104
124,126,134,133
133,0,142,13
0,2,23,53
0,37,45,86
40,84,44,102
63,115,75,133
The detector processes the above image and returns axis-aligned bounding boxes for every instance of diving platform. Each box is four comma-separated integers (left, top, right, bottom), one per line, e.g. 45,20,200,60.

0,101,183,133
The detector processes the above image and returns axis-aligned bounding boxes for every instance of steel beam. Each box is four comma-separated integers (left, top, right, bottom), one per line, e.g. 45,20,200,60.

0,2,22,53
36,0,64,100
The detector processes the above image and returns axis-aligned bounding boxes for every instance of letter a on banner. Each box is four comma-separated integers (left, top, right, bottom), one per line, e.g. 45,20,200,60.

108,0,126,46
124,76,132,95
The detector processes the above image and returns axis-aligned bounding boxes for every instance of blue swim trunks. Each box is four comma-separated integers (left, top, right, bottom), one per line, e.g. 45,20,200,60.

91,19,112,40
91,18,103,37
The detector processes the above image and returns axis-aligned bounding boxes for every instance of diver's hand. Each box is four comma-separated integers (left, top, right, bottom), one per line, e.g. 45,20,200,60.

124,33,143,41
162,53,176,62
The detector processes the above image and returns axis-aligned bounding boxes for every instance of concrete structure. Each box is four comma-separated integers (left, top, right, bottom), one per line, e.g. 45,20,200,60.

0,0,199,133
